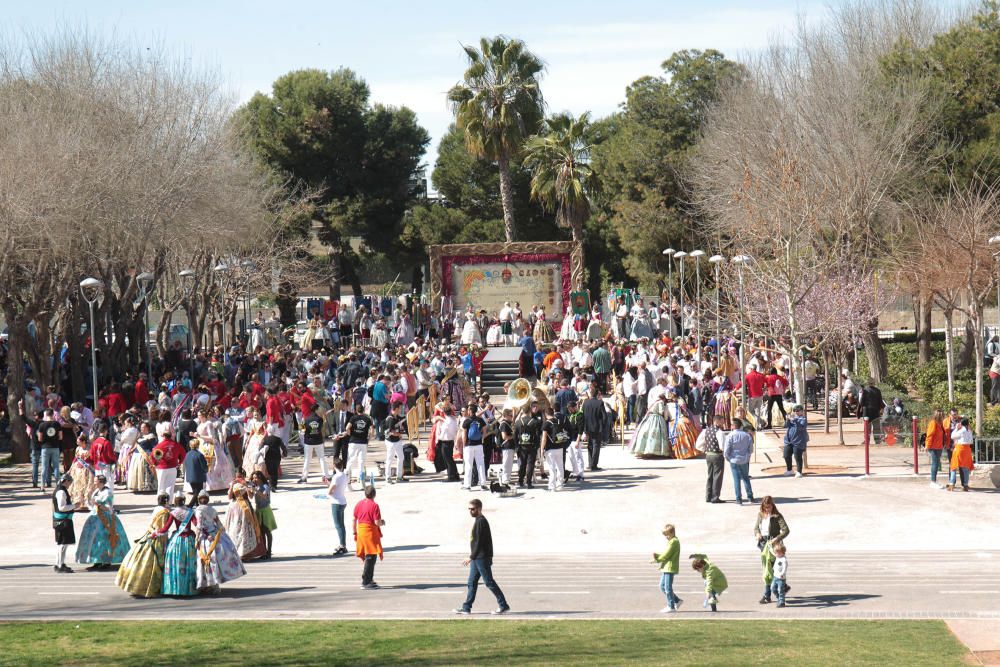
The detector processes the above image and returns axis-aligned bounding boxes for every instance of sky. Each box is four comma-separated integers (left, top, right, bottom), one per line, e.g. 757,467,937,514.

5,0,830,165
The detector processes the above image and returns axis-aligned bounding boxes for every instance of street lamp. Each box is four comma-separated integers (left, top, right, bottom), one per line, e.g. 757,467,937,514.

673,251,688,337
662,248,676,312
731,255,751,410
241,259,255,347
136,271,155,382
709,255,725,352
178,269,197,383
213,262,229,352
79,278,103,408
690,250,706,356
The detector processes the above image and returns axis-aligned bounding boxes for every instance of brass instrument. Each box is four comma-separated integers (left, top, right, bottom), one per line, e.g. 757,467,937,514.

503,378,551,412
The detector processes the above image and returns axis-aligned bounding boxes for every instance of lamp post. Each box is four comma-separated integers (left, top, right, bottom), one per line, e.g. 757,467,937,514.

79,278,104,408
690,250,705,356
213,262,229,352
673,251,688,337
709,255,725,351
731,255,751,409
179,269,196,382
662,247,676,306
241,259,255,347
136,272,155,382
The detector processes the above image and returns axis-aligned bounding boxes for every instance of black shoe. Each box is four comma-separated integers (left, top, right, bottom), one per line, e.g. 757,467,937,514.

33,483,39,489
58,565,73,573
86,564,102,572
710,604,717,612
759,597,771,604
710,499,724,504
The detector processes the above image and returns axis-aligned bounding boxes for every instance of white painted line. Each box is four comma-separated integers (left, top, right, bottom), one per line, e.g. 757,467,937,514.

938,591,1000,594
529,591,590,595
407,591,460,594
37,592,99,596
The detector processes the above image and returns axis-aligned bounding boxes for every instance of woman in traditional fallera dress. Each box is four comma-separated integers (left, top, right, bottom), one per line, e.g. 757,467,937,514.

630,396,672,458
195,491,247,594
197,411,235,492
250,471,277,559
533,308,556,344
587,306,604,341
666,392,702,460
68,436,97,506
225,473,266,561
560,307,575,341
76,475,130,569
115,417,139,486
116,493,172,597
242,412,268,477
126,422,157,492
162,494,199,597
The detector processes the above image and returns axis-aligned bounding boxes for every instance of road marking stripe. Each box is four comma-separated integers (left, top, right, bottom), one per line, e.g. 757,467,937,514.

528,591,590,595
938,591,1000,594
37,592,98,596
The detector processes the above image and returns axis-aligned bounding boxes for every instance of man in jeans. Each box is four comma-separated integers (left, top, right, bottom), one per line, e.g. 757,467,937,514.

36,409,64,490
455,498,510,615
783,405,809,477
696,415,726,503
723,426,754,505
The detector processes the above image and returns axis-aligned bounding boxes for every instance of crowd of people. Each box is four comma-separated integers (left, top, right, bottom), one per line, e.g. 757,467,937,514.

3,287,978,613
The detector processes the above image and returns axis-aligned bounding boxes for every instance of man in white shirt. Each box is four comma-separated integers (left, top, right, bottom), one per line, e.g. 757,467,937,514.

635,363,655,423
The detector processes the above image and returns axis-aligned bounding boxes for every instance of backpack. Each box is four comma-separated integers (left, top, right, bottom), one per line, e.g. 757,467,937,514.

467,419,483,442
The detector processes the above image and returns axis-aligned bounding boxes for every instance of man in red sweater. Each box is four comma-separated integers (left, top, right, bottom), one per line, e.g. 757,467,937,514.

133,373,151,406
265,387,286,444
152,423,186,497
89,423,118,485
744,365,766,426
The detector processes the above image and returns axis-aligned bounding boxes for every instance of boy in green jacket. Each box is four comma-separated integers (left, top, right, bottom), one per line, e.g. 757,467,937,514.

652,524,682,612
690,554,728,612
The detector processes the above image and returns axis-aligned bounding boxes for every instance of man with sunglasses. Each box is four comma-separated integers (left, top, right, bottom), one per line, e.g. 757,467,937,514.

454,498,510,615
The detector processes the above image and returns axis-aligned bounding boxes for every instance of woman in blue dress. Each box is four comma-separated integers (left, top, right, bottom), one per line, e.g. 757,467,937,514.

161,493,199,596
75,475,129,570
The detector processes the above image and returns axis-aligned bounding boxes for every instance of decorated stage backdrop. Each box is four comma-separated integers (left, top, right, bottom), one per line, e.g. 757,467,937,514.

428,241,584,318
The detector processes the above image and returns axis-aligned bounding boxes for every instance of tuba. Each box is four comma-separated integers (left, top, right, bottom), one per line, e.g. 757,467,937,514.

504,378,533,411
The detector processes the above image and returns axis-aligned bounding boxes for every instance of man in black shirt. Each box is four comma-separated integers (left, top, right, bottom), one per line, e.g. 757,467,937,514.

262,430,287,490
36,409,64,489
582,384,607,471
513,402,543,488
327,398,353,469
298,403,330,484
345,403,374,487
382,402,407,483
497,408,516,486
176,409,197,451
454,498,509,615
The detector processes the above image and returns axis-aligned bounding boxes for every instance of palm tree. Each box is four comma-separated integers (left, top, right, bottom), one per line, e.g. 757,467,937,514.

448,36,544,242
522,112,595,242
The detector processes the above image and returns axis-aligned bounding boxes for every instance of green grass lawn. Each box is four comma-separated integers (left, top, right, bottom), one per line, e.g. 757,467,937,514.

0,620,970,666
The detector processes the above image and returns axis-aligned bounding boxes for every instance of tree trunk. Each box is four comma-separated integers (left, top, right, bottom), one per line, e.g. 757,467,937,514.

862,317,887,383
276,279,297,328
975,324,985,436
917,292,933,365
497,154,517,242
958,317,976,370
329,250,343,301
4,315,30,463
943,308,955,404
411,265,423,296
824,350,831,434
836,352,845,446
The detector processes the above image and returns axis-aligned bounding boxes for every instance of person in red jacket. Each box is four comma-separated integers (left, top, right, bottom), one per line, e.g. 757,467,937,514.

265,387,286,444
89,423,118,484
152,423,186,497
744,365,766,426
133,373,151,407
105,385,128,418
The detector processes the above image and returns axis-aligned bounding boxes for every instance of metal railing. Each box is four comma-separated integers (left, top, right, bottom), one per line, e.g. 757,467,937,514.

975,437,1000,465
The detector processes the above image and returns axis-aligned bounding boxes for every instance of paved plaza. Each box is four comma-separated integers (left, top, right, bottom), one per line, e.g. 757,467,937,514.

2,412,998,624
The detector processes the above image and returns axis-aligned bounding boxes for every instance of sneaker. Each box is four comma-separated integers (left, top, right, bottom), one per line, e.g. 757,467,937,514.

58,565,73,573
460,486,470,491
492,606,510,615
962,486,970,492
776,602,786,608
748,496,755,503
759,597,771,604
929,481,939,488
454,607,471,614
575,475,584,482
660,606,675,613
737,499,744,505
946,485,954,492
794,471,803,478
783,470,794,477
363,583,380,590
296,478,306,484
674,598,683,611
